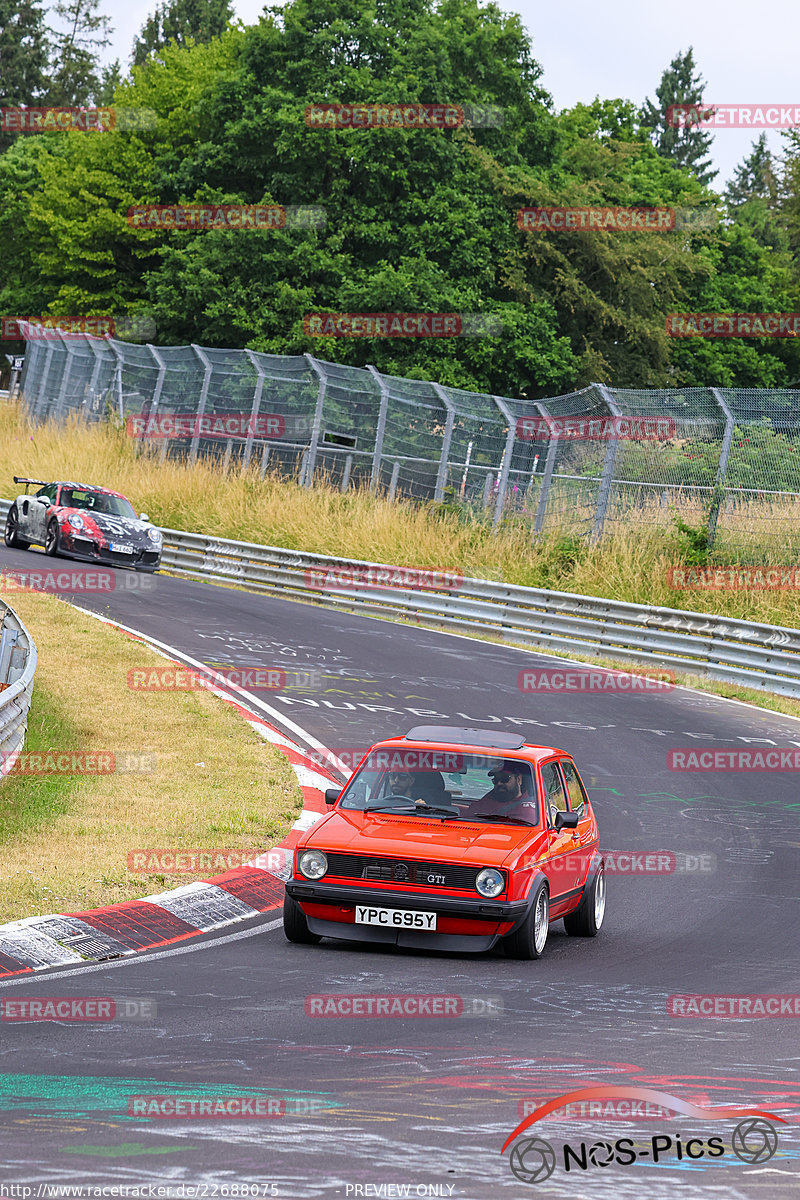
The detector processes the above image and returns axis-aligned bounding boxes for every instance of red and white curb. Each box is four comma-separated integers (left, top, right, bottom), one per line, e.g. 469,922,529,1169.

0,613,344,978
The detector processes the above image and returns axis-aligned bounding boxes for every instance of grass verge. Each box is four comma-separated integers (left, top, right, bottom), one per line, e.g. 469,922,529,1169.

0,585,302,923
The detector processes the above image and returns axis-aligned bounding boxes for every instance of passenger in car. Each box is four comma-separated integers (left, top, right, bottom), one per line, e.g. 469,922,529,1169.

470,760,538,821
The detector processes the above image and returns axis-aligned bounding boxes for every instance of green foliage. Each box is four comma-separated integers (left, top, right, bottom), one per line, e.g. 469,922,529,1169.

639,47,716,186
671,511,710,565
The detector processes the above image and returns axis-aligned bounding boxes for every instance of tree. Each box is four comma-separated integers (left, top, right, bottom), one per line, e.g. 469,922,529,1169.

640,48,717,185
726,135,777,208
132,0,234,66
46,0,113,107
0,0,50,151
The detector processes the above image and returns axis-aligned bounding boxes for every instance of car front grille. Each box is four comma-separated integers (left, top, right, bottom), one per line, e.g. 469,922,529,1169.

325,852,491,891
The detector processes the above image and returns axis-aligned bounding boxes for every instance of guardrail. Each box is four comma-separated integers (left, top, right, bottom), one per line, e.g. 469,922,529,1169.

0,598,37,779
2,495,800,699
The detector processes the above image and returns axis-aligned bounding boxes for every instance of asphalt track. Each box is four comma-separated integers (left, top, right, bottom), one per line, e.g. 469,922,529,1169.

1,544,798,1198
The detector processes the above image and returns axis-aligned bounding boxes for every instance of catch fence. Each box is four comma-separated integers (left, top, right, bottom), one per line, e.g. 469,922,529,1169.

16,326,800,550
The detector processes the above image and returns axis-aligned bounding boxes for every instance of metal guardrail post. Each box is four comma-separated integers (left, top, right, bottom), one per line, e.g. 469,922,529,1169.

591,383,622,543
303,354,328,487
432,384,456,502
387,462,400,501
189,345,213,464
243,350,267,471
367,365,390,492
708,387,735,551
108,339,126,423
87,339,107,416
490,396,517,530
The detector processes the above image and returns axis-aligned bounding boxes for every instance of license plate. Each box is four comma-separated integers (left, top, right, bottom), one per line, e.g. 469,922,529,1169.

355,905,437,931
110,542,134,553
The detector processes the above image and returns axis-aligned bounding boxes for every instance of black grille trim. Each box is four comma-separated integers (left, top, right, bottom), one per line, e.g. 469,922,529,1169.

325,852,496,892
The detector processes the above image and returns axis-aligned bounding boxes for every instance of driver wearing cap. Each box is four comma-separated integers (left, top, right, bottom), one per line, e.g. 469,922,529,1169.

470,759,538,821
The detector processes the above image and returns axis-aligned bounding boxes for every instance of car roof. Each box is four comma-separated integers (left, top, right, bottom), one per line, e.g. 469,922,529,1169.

55,482,128,499
376,726,569,762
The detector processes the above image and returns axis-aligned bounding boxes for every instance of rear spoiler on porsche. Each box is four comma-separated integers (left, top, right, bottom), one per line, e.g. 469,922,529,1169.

13,476,48,493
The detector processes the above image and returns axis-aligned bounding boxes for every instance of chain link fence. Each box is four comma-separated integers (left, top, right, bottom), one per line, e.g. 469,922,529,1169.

16,326,800,549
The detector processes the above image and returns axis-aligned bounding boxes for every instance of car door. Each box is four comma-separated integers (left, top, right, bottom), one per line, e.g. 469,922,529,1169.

557,757,596,889
539,759,582,907
27,484,56,544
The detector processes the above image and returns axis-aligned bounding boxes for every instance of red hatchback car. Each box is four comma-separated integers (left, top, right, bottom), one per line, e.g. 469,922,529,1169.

284,725,605,959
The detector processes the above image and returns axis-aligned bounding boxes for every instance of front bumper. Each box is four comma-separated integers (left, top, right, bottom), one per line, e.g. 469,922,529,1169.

285,878,529,951
63,535,160,570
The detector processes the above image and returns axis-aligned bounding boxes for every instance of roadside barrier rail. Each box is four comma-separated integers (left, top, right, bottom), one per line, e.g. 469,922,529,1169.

2,495,799,699
0,597,37,780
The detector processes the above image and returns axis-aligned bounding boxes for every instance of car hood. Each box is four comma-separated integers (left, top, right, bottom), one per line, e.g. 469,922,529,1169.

59,508,151,540
303,809,540,868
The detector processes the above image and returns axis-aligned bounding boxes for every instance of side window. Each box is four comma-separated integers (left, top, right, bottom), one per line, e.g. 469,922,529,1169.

560,760,588,816
540,761,568,825
36,484,56,503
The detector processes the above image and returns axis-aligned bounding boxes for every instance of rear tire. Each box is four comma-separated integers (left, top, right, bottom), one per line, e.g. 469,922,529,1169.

503,881,549,960
4,506,30,550
564,864,606,937
283,894,321,944
45,519,60,557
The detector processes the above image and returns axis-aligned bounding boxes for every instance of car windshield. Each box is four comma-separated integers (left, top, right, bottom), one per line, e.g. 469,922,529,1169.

59,488,136,518
338,749,540,825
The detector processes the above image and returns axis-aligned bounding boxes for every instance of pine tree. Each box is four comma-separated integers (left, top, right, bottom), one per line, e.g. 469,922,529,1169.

46,0,113,107
132,0,233,66
726,134,776,207
0,0,50,106
640,47,717,185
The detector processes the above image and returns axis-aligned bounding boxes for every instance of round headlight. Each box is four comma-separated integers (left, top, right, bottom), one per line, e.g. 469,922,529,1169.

68,514,84,530
475,867,504,898
147,527,162,544
298,849,328,880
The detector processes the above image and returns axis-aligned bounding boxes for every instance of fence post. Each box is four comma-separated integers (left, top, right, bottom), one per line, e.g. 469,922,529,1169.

532,402,559,536
39,343,55,416
367,365,389,492
388,461,400,501
54,333,73,420
108,338,126,423
87,339,106,416
432,384,456,502
490,396,517,530
243,349,266,471
303,354,328,486
189,344,212,464
708,387,735,551
591,383,622,544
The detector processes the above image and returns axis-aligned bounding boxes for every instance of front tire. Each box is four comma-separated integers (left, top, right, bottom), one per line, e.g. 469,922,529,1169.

503,881,549,960
283,894,321,944
4,506,30,550
564,864,606,937
44,519,60,557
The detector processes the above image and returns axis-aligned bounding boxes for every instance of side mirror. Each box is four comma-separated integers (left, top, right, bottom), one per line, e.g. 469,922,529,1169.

37,495,50,504
554,809,579,831
324,787,340,805
139,512,150,522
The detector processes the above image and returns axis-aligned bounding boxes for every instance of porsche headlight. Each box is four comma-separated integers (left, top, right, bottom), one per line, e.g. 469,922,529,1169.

147,527,162,544
68,514,84,530
298,849,328,880
475,867,504,898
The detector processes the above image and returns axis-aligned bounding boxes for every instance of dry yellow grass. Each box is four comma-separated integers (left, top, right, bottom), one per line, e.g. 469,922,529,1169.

1,400,799,627
0,584,302,922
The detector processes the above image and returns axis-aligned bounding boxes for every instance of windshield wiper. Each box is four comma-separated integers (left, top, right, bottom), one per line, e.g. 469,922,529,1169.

363,802,460,819
464,814,536,826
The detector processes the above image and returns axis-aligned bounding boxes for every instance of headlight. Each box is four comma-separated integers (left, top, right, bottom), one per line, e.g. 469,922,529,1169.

147,528,162,544
68,514,84,530
475,867,504,898
298,849,328,880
